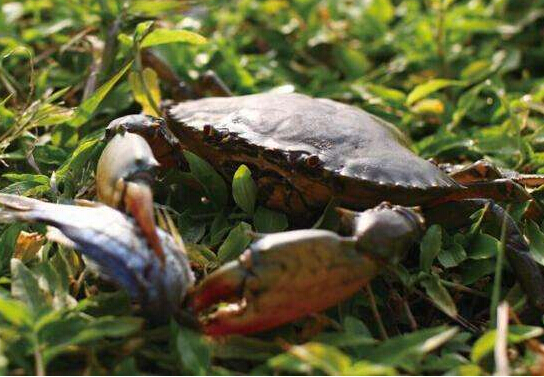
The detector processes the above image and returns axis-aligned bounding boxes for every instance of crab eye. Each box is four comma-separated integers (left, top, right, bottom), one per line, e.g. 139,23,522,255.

306,154,320,167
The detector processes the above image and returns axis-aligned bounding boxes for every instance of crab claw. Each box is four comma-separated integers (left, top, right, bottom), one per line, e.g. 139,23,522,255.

97,128,166,263
190,229,378,336
0,194,194,317
191,204,425,336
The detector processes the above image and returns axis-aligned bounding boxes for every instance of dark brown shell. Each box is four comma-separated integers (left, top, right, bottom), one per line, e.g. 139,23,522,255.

166,92,460,215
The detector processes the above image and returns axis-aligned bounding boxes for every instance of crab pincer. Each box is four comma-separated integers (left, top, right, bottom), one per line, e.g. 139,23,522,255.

0,194,194,316
97,115,167,263
191,203,425,336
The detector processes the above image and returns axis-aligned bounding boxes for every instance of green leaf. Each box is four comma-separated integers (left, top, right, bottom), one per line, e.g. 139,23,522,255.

176,326,211,375
55,135,102,183
0,174,50,196
232,165,257,215
420,274,458,318
131,0,182,15
68,61,133,127
0,296,32,327
347,360,397,376
128,67,161,117
468,233,500,260
406,79,465,106
217,222,252,263
209,213,231,246
11,258,49,315
287,342,352,375
0,223,22,272
213,336,279,361
183,151,228,210
41,316,143,364
253,206,288,233
141,28,206,48
363,326,458,368
526,221,544,266
420,225,442,272
471,325,544,363
437,242,467,268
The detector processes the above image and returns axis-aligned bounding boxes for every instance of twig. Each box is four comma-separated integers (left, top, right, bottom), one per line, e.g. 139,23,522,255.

403,298,418,331
365,284,388,340
33,334,45,376
494,301,510,376
490,204,510,327
440,279,487,298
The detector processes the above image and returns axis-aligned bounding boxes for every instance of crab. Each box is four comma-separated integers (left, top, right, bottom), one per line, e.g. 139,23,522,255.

2,92,544,336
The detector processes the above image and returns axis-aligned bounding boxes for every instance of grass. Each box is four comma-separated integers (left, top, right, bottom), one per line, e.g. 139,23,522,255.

1,0,544,374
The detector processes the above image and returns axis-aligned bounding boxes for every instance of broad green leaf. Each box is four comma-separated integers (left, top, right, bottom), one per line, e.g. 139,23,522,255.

209,213,230,246
411,99,444,115
254,206,288,233
315,316,375,347
176,327,211,375
68,61,132,127
0,223,23,271
131,0,182,15
456,364,484,375
185,243,217,268
468,233,500,260
420,225,442,272
213,336,279,361
2,173,50,183
232,165,257,215
177,211,206,244
420,275,458,318
11,258,49,315
437,242,467,268
217,222,252,262
347,361,397,376
366,0,395,24
41,316,143,364
183,151,228,210
55,135,102,183
314,332,377,348
406,79,465,106
0,174,50,196
134,21,154,43
421,353,469,372
363,326,458,367
141,28,206,48
526,220,544,266
334,46,370,78
287,342,351,375
352,83,406,107
0,296,32,327
268,353,309,374
471,331,500,363
471,325,544,363
128,68,161,116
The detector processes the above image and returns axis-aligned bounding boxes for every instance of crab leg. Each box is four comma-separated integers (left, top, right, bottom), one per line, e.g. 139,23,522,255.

424,199,544,313
0,194,194,315
445,160,544,188
191,203,425,336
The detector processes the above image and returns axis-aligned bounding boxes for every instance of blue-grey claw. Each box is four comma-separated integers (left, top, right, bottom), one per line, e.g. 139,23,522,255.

0,194,194,317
